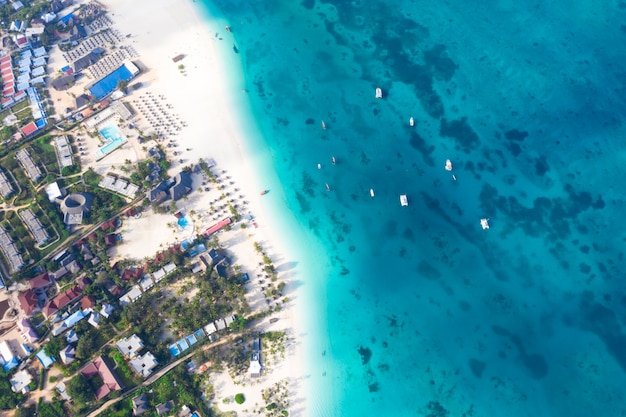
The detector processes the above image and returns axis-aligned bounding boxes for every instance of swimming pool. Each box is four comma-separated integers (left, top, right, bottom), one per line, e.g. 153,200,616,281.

95,124,127,159
177,216,189,228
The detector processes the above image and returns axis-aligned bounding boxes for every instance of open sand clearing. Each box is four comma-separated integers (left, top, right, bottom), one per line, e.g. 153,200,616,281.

98,0,309,414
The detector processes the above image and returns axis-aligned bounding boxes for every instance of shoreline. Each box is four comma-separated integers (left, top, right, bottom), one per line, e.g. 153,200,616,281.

95,0,323,414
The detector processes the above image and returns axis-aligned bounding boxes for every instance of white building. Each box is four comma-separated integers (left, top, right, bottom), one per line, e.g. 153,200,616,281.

116,334,144,358
129,352,158,378
10,370,32,393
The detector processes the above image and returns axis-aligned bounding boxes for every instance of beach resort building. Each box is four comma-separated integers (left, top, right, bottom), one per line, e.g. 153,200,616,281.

0,224,23,272
99,174,139,199
19,208,49,246
15,149,41,181
59,192,93,225
53,135,74,170
0,169,13,198
147,171,193,203
17,319,38,343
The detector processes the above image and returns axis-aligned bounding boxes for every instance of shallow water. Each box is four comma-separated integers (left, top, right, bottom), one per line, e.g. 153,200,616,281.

200,0,626,415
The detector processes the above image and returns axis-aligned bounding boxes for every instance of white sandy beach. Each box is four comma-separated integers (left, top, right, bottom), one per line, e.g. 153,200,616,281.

93,0,310,414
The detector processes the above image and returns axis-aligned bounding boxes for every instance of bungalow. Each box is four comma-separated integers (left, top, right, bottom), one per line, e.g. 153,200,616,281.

104,234,117,247
80,356,123,400
215,319,227,331
80,295,96,311
88,312,101,328
121,266,143,281
59,345,75,365
119,285,142,306
139,275,154,292
132,394,149,416
207,249,228,265
170,171,192,201
156,401,174,416
100,303,114,318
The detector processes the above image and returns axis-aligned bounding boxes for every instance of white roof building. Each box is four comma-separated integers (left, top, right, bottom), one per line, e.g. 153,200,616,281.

116,334,144,358
88,312,101,328
129,352,158,378
139,275,154,292
59,345,75,365
100,303,114,318
119,285,142,306
163,263,176,274
203,322,217,335
151,268,165,283
10,370,32,393
56,382,71,401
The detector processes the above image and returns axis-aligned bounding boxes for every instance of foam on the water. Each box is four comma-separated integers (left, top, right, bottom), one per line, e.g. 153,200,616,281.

198,0,626,416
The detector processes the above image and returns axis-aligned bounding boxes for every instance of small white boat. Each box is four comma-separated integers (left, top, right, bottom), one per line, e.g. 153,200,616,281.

400,194,408,206
375,87,383,99
452,174,457,181
445,159,453,171
317,163,321,169
409,117,414,127
331,156,336,165
325,183,330,191
370,189,375,197
480,218,490,230
321,120,326,130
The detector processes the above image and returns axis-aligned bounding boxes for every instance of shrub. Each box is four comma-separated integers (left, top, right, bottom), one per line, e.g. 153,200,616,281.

234,393,245,404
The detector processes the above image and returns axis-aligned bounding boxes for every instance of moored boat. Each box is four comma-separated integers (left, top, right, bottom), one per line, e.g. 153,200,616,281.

445,159,453,171
409,117,414,127
370,189,375,197
321,120,327,130
225,26,231,32
331,156,336,165
325,183,330,191
260,190,269,195
400,194,408,206
317,163,321,169
375,87,383,98
480,218,490,230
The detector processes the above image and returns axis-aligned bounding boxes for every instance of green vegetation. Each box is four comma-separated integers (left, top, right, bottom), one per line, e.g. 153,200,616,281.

37,398,66,417
235,393,246,404
0,369,23,409
67,373,93,405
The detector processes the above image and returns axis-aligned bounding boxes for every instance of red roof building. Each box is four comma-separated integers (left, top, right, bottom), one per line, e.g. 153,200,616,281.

100,218,118,231
17,289,39,316
42,285,83,317
80,295,96,310
29,272,53,291
81,356,123,399
121,266,144,281
20,121,38,137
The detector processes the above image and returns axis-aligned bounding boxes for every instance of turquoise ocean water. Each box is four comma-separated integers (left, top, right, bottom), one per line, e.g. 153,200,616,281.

195,1,626,416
